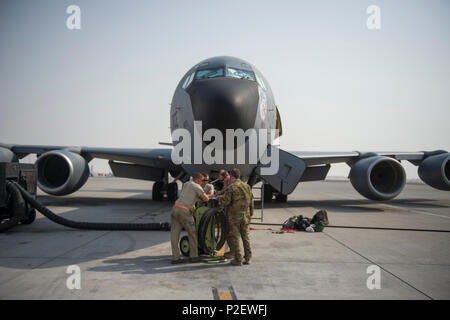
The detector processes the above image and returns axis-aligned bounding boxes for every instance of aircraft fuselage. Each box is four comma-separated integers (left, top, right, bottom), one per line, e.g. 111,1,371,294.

170,56,280,178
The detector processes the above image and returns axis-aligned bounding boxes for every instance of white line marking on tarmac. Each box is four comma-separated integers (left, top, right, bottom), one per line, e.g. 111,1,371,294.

410,210,450,220
321,194,450,220
382,203,450,219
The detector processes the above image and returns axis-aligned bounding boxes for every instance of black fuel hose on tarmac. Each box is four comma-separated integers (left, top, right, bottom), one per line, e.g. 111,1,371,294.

9,181,170,231
0,181,26,232
250,222,450,233
12,179,446,234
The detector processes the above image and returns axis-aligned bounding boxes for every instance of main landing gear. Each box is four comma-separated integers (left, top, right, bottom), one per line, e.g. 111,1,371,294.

152,181,179,201
263,184,288,203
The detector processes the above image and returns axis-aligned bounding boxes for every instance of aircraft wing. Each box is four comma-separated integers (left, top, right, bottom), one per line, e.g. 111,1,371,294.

1,144,178,169
0,143,185,196
290,151,427,166
256,147,449,199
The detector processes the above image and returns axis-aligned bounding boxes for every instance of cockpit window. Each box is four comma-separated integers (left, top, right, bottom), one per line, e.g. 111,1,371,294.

255,73,267,91
227,68,256,81
182,72,195,89
195,68,224,80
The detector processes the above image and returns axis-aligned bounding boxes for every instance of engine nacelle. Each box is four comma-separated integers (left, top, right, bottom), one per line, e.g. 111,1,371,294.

36,150,89,195
418,153,450,191
0,147,17,163
349,156,406,201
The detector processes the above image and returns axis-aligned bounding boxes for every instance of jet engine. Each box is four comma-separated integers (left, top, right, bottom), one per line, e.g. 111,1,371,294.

349,156,406,201
36,150,90,195
418,153,450,191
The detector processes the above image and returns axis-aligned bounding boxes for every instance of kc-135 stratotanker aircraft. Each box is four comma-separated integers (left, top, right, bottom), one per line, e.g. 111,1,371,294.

1,56,449,202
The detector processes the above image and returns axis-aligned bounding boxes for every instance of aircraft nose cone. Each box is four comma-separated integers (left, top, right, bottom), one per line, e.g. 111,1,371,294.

187,77,259,136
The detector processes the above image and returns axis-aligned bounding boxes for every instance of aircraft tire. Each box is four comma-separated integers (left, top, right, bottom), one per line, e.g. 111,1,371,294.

275,193,287,203
167,182,178,201
152,181,164,201
263,184,273,203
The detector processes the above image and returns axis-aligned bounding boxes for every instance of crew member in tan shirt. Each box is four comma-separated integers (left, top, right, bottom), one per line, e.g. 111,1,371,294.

170,172,210,264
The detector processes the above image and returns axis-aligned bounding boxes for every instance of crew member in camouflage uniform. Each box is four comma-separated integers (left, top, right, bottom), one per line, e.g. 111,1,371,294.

216,170,234,259
212,172,236,258
218,168,254,266
222,204,234,259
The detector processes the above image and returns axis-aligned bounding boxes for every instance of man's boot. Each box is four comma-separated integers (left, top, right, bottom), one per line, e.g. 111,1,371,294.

231,259,242,266
171,258,184,264
224,251,234,259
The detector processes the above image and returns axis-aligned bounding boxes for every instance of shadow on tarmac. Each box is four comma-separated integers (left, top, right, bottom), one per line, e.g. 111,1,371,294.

88,255,232,275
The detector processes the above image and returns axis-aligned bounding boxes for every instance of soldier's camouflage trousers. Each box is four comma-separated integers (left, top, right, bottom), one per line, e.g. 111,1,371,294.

225,209,234,255
228,212,251,263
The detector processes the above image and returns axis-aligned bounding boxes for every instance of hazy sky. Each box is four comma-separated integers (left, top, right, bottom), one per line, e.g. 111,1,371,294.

1,0,449,178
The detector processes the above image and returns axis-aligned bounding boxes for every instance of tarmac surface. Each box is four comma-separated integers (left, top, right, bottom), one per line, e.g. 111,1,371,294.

0,177,449,300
